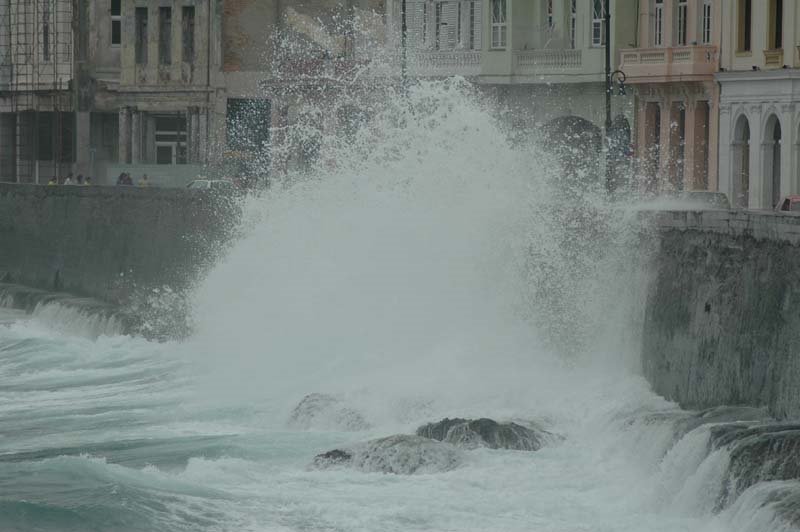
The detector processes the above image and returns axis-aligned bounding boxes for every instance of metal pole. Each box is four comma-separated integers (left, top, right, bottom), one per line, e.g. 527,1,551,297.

604,0,613,193
401,0,408,84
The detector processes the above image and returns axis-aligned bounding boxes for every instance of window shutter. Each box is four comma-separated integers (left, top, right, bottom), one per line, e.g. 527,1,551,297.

473,1,482,50
443,2,458,49
408,1,425,49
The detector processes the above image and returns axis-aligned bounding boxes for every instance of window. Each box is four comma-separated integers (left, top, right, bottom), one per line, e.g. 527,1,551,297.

227,99,271,152
654,0,664,46
155,115,187,165
737,0,751,52
570,0,577,48
457,2,462,47
42,2,50,61
111,0,121,46
677,0,688,46
768,0,783,49
159,7,172,65
592,0,606,47
469,1,477,49
491,0,507,49
435,2,443,49
547,0,554,29
135,8,148,64
182,6,195,62
422,3,428,47
702,0,712,44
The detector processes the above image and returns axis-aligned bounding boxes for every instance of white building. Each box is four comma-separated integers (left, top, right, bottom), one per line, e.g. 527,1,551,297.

717,0,800,209
390,0,638,151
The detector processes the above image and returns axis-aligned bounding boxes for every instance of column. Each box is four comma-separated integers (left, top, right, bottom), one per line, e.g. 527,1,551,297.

659,100,672,190
118,107,131,164
683,98,697,190
197,109,208,165
131,109,142,164
717,105,732,198
780,105,795,196
748,108,764,209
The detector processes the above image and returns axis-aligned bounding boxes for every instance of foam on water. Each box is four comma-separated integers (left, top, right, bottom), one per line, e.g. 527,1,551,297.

0,76,797,531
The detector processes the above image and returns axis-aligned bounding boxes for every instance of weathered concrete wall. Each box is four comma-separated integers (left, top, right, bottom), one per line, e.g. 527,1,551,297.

643,210,800,420
0,184,238,306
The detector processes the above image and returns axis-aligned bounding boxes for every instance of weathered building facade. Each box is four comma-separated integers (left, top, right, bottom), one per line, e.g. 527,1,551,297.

620,0,721,194
717,0,800,210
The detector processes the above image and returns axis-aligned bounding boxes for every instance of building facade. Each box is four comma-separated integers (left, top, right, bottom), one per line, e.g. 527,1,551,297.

392,0,637,146
717,0,800,209
620,0,721,193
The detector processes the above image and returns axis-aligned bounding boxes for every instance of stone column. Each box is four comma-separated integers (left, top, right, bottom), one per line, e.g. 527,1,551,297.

683,97,697,190
780,104,795,196
748,107,764,209
197,109,208,165
118,107,131,164
131,109,142,164
717,104,732,200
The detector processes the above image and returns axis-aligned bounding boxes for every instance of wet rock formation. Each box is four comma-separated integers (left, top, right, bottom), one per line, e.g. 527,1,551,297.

311,435,463,475
287,393,370,431
416,418,558,451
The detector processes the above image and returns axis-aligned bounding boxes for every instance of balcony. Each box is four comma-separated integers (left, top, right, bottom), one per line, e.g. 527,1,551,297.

406,51,482,77
764,49,784,69
620,45,718,83
514,49,582,75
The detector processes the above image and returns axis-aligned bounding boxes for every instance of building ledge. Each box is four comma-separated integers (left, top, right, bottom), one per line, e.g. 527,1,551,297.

620,45,718,83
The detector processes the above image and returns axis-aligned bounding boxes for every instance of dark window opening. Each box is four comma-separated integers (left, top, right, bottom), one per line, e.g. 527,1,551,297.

159,7,172,65
154,115,187,165
111,0,121,46
226,99,271,153
738,0,751,52
182,6,195,62
135,8,148,64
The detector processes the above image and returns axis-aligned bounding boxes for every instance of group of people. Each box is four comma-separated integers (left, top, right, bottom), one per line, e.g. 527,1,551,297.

47,173,92,186
116,173,150,187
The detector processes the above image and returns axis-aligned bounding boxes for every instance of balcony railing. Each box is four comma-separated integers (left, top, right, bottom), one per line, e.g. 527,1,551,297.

514,49,582,75
764,49,784,69
620,45,718,81
406,50,482,76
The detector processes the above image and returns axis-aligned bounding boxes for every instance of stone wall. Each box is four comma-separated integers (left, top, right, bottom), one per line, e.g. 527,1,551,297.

643,210,800,420
0,184,238,306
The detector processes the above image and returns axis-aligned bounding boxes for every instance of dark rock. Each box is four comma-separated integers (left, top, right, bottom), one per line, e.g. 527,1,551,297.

288,393,370,431
312,435,463,475
416,418,558,451
710,424,800,509
312,449,353,468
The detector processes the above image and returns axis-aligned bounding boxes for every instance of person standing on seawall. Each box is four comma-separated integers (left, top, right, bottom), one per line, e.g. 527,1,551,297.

63,174,73,185
139,174,150,187
47,177,57,186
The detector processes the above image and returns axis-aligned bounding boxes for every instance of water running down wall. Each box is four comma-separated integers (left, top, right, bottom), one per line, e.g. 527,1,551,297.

643,210,800,420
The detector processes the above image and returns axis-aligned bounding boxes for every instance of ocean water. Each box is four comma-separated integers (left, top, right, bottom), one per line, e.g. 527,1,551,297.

1,80,796,532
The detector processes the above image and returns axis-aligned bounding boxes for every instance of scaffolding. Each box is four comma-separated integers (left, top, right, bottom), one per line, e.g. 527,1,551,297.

0,0,74,183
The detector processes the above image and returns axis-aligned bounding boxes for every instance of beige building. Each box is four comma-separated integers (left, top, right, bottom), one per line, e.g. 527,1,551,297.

717,0,800,209
394,0,638,152
620,0,721,193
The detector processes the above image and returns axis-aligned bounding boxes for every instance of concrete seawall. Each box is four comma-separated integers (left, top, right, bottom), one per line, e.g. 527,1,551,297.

643,210,800,420
0,184,239,308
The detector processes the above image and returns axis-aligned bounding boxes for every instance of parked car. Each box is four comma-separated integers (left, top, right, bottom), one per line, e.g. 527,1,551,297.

775,195,800,214
186,179,234,191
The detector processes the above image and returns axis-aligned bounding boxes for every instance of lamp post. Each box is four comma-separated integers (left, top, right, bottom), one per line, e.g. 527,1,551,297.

603,0,627,194
401,0,408,83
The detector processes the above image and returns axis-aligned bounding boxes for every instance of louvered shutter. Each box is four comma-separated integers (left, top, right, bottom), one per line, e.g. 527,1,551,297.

444,2,458,49
408,1,425,50
472,1,482,50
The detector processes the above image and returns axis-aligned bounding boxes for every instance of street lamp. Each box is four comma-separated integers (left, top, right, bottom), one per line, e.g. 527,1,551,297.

401,0,408,83
603,0,627,194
